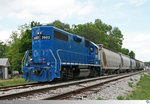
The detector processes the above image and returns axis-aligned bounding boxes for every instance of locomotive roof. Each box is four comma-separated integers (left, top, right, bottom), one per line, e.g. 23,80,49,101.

91,42,99,49
33,25,82,38
33,26,98,48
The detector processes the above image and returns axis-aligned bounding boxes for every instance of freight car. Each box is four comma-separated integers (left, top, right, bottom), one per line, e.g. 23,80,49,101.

97,44,122,74
22,26,144,82
22,26,101,82
136,60,144,70
130,59,136,71
97,44,144,74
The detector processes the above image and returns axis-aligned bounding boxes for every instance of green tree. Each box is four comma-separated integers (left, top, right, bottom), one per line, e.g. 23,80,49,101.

129,51,135,59
144,62,150,66
6,21,40,73
71,23,100,44
72,19,124,52
6,31,22,72
107,27,123,52
121,48,129,55
0,41,6,57
49,20,70,32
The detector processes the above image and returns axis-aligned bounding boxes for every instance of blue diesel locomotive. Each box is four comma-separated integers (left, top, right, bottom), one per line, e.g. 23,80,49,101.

22,26,101,82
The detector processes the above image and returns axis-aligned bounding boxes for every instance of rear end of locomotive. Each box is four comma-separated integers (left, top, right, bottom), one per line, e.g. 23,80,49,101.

22,26,101,82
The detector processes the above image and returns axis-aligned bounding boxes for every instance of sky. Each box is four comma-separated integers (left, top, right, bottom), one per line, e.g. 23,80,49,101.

0,0,150,62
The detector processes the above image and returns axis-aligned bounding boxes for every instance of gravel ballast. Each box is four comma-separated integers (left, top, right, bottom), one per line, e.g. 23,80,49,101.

70,72,147,100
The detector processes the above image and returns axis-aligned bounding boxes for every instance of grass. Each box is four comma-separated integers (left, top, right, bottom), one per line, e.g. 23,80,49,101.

97,97,104,100
117,96,125,100
0,77,33,87
128,82,133,87
127,71,150,100
130,77,133,81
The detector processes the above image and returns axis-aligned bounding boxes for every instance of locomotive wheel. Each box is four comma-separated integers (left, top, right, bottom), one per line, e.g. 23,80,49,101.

108,70,113,75
60,67,73,80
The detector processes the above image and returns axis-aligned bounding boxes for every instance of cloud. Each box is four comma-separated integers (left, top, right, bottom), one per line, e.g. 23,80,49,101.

0,30,12,42
134,34,150,41
127,0,147,6
9,10,34,20
0,0,96,41
0,0,95,22
123,33,150,61
115,2,125,8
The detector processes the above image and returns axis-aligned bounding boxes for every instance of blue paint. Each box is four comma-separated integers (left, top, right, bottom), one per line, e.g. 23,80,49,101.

22,26,101,82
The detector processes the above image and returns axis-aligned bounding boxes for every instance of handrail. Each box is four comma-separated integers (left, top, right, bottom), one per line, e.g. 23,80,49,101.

49,49,57,73
21,50,28,72
57,49,62,71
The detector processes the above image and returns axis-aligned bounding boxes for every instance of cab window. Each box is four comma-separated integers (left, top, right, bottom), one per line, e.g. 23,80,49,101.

85,40,89,47
54,30,68,42
90,46,94,52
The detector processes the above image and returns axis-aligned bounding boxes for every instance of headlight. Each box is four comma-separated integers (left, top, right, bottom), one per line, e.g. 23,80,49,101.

30,58,32,61
47,62,50,66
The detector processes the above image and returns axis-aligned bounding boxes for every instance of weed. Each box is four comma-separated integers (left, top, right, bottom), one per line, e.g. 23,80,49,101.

117,96,125,100
97,97,104,100
130,78,133,81
0,78,33,87
128,82,133,87
0,83,4,87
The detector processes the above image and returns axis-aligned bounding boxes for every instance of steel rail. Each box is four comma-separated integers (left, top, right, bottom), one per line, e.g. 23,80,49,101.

0,82,50,91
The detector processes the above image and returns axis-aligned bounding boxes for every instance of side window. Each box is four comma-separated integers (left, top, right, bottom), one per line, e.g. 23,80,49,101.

90,46,94,52
54,30,68,42
73,36,82,43
95,47,98,54
85,40,89,47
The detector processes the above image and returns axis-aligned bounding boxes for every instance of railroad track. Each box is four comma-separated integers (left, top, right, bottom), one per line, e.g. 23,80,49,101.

0,82,50,91
0,79,68,92
42,71,145,100
0,71,145,100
